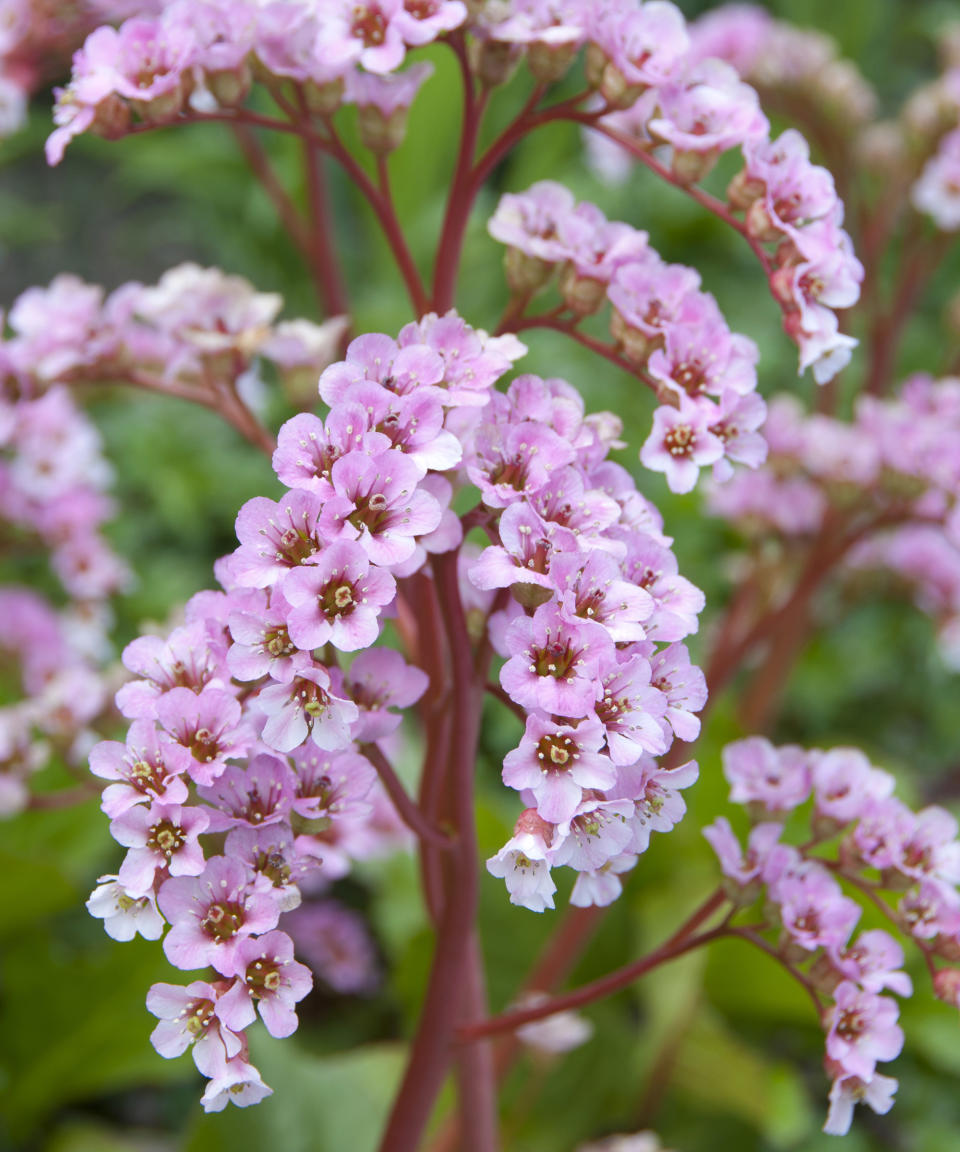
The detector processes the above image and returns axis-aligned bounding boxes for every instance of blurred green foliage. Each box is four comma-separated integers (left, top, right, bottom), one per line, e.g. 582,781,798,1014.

4,2,960,1150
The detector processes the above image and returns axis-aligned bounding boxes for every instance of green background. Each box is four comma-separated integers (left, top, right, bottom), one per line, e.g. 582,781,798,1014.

3,1,960,1149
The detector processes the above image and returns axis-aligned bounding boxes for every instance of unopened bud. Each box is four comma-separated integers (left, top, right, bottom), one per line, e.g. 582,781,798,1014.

610,308,652,364
600,62,645,111
671,147,719,186
468,38,521,88
559,265,606,316
358,105,409,154
746,198,782,244
511,582,553,611
504,246,554,297
528,41,579,85
727,168,766,212
90,94,132,140
934,967,960,1006
302,78,345,116
207,64,253,109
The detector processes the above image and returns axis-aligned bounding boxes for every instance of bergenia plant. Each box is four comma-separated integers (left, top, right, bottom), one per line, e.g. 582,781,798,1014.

5,1,960,1149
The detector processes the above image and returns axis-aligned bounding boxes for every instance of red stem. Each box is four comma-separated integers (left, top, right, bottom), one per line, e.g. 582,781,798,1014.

577,119,773,276
231,124,312,254
506,314,660,393
432,33,489,312
362,742,453,851
302,134,351,320
319,122,430,316
460,890,727,1041
123,369,276,456
377,551,490,1152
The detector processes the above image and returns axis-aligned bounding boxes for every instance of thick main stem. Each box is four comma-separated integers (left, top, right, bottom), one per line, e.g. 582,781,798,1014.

377,551,490,1152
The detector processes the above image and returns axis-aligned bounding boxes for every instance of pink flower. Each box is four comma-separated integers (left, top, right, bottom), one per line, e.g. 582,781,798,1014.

469,502,578,592
256,657,358,753
503,713,614,824
155,687,249,786
829,930,913,998
487,809,557,912
342,647,429,741
215,930,313,1038
592,652,668,762
112,801,209,896
196,753,298,832
87,875,164,941
812,748,894,826
640,397,724,494
319,449,442,567
200,1057,272,1111
90,720,190,816
825,982,903,1081
233,490,328,589
500,602,612,719
158,856,281,974
147,979,243,1076
912,129,960,231
778,866,861,952
722,736,812,813
703,817,783,887
824,1072,897,1136
283,541,396,652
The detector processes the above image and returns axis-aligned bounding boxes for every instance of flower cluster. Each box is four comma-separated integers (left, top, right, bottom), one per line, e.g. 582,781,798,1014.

0,381,127,602
2,265,346,400
704,735,960,1133
475,374,707,911
0,370,124,812
83,310,527,1105
46,0,467,163
708,377,960,662
488,181,768,493
588,113,861,384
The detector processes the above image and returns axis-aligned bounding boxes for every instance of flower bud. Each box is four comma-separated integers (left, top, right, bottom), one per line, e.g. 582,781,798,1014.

504,246,554,297
528,42,579,85
610,308,652,364
671,147,719,186
727,168,766,212
558,265,606,316
302,78,345,116
468,38,520,88
358,104,409,154
207,64,253,109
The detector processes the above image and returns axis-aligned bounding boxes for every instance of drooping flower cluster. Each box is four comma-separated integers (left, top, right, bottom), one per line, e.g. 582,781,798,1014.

708,377,960,663
0,381,127,602
586,103,861,384
687,4,877,131
488,182,767,493
473,375,707,911
0,367,125,812
704,735,960,1133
